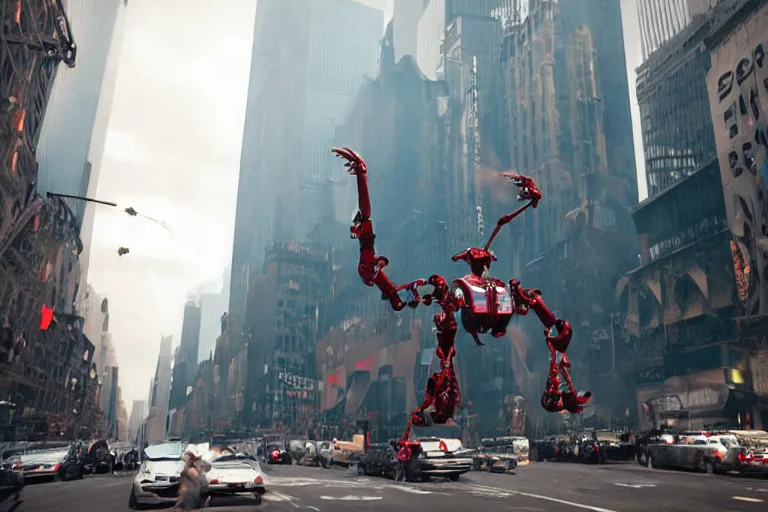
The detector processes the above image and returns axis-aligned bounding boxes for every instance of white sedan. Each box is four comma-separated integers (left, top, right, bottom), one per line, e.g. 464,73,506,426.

205,454,266,505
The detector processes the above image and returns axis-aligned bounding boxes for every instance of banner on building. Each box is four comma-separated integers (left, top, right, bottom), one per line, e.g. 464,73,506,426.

706,4,768,315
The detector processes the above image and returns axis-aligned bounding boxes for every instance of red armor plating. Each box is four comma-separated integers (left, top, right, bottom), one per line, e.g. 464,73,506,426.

333,147,591,450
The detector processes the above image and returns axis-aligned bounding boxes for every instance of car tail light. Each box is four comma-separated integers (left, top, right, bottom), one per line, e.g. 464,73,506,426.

439,440,448,452
271,450,279,460
209,478,220,484
52,463,61,471
254,475,263,485
737,452,747,463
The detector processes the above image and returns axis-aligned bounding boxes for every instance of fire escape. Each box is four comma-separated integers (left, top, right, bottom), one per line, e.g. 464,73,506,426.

1,0,78,439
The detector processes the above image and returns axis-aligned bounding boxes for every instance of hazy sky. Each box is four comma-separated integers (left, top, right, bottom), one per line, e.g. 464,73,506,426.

87,0,647,410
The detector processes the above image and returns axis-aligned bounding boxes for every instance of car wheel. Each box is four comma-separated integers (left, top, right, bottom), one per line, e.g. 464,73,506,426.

54,468,64,482
705,460,715,474
448,474,460,482
128,489,138,509
253,493,262,505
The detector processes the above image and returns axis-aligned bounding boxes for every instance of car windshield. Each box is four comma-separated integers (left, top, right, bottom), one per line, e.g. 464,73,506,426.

215,453,257,462
144,442,183,461
22,450,67,463
410,425,461,440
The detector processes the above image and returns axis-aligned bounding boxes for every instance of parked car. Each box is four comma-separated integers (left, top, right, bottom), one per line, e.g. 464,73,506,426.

205,452,266,505
533,435,571,462
329,435,366,468
350,443,397,478
18,447,83,482
265,442,291,465
473,436,529,472
398,422,472,482
0,457,23,506
644,433,730,473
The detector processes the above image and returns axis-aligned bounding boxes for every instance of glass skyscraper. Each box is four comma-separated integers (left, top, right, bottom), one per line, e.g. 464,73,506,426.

36,0,125,225
228,0,384,347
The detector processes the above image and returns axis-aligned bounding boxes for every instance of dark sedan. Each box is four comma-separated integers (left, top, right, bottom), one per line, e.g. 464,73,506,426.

18,448,83,482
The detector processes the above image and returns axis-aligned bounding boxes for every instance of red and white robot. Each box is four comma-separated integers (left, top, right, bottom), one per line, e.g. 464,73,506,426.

332,147,591,449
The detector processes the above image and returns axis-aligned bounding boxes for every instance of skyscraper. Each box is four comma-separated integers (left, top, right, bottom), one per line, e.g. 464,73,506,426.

198,268,230,363
147,335,172,443
36,0,125,224
128,400,147,443
170,302,201,408
78,0,129,285
228,0,384,349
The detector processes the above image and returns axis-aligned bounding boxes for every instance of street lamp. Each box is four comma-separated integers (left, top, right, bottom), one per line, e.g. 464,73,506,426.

46,192,171,231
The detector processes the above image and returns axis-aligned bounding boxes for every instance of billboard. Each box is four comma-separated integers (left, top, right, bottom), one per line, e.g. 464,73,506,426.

706,4,768,315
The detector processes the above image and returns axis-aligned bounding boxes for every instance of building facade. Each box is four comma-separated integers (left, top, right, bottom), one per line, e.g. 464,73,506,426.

636,8,717,197
616,159,748,429
704,0,768,426
244,243,330,432
0,0,99,440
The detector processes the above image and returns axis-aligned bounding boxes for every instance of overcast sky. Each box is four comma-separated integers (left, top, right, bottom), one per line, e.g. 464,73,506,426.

87,0,646,411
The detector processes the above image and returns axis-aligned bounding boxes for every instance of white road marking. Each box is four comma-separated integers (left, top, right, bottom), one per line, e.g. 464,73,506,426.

733,496,764,503
384,484,433,494
267,476,372,488
613,483,656,489
308,507,320,511
320,495,383,501
462,484,617,512
264,491,298,502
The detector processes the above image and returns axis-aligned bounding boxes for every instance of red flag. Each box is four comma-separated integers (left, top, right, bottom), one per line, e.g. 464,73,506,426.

40,305,54,330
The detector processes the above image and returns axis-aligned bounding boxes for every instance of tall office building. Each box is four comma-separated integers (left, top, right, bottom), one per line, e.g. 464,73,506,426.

78,0,129,283
198,268,230,363
169,302,201,408
229,0,383,349
147,335,172,443
127,400,147,443
36,0,125,224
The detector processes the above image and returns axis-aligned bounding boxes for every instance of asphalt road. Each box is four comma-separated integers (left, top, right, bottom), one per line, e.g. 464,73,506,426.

4,461,768,512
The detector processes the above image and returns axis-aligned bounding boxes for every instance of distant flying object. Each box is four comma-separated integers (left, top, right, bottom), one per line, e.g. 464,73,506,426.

117,246,130,256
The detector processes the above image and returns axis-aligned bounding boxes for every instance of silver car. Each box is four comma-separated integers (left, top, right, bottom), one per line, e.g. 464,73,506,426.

129,442,207,509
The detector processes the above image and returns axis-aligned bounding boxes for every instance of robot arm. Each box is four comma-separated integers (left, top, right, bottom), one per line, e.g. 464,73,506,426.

509,279,591,414
333,147,438,312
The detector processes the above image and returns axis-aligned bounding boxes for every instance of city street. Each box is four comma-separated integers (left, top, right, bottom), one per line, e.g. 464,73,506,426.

8,462,768,512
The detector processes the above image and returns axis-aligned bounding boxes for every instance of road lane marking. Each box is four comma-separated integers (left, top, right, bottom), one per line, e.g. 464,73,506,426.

307,507,320,511
462,484,616,512
613,483,656,488
733,496,764,503
384,485,432,494
320,495,382,501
